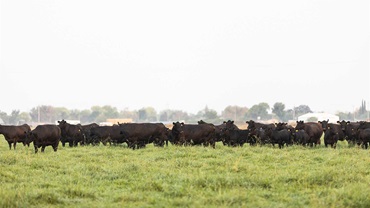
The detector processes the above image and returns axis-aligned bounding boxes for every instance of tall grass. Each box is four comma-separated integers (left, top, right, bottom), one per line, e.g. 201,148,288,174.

0,135,369,207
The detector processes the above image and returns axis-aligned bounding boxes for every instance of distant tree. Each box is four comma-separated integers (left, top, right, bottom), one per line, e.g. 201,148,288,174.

336,111,354,121
120,108,139,121
8,110,20,125
246,102,270,120
18,112,31,123
30,105,55,123
138,107,157,122
0,111,9,124
272,102,285,121
221,105,248,122
293,105,312,118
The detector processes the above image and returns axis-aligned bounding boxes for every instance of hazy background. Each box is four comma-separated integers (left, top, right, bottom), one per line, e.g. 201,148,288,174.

1,0,369,115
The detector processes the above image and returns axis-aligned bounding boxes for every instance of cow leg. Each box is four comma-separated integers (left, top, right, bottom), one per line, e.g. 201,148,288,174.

62,141,66,147
41,145,46,152
53,144,58,152
34,145,38,153
13,141,17,150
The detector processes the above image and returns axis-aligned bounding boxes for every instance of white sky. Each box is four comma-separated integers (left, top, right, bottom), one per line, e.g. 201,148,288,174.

1,0,369,115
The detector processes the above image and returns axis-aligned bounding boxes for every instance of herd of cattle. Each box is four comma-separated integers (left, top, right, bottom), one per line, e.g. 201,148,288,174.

0,119,370,153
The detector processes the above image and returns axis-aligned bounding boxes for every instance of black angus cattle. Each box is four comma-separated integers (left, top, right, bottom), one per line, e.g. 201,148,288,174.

246,120,275,145
357,128,370,149
323,127,339,148
292,129,310,145
172,122,216,148
170,122,186,145
295,121,323,147
197,120,239,145
358,121,370,130
246,120,275,131
89,125,124,146
266,128,293,148
57,120,85,147
337,120,360,145
26,125,61,153
221,128,250,147
78,123,99,145
118,123,169,149
318,120,345,141
0,124,31,149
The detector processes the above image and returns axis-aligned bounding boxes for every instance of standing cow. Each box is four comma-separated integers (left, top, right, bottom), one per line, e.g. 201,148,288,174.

0,124,31,149
58,120,85,147
26,125,61,153
295,121,323,147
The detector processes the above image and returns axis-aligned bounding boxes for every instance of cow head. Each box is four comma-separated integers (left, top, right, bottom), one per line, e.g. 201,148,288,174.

318,120,329,131
246,120,255,130
337,120,350,131
275,122,287,131
295,121,305,131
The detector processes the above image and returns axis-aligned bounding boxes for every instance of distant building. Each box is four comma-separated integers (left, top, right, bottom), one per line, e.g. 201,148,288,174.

298,113,339,123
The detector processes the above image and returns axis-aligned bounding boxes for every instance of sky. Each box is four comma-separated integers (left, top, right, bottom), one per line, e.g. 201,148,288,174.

0,0,369,115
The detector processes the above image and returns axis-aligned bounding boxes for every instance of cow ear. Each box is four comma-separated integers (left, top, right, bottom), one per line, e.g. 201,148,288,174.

326,119,329,122
181,122,184,125
223,121,226,124
231,121,234,124
337,121,340,124
58,121,61,123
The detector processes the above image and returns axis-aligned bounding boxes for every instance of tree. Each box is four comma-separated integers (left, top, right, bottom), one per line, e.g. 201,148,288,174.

272,102,285,121
0,111,9,124
293,105,312,118
221,105,248,122
29,105,54,123
138,107,157,122
246,102,270,120
8,110,20,125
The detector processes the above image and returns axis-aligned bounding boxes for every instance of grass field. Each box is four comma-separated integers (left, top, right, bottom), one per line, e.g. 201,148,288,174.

0,135,370,208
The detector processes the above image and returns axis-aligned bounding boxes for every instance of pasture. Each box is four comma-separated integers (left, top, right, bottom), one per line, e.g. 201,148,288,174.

0,135,369,208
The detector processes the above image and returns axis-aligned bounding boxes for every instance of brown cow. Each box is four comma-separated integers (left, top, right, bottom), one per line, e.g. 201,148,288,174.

26,124,61,153
0,124,31,149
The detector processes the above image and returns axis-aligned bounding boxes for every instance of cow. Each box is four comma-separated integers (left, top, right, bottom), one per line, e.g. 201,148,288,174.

266,128,293,148
295,121,323,147
357,128,370,149
77,123,99,145
57,120,85,147
221,128,250,147
246,120,275,131
318,120,344,149
292,129,310,146
0,124,31,149
197,120,238,145
89,125,124,146
337,120,360,146
171,121,216,148
26,125,61,153
118,123,169,149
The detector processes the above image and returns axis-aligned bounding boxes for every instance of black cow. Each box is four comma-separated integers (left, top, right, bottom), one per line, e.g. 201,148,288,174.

221,128,250,147
0,124,31,149
246,120,275,131
357,128,370,149
78,123,99,145
172,122,216,148
26,125,61,153
318,120,345,141
89,125,124,146
266,128,293,148
57,120,85,147
337,120,360,145
292,129,310,145
118,123,169,149
295,121,323,147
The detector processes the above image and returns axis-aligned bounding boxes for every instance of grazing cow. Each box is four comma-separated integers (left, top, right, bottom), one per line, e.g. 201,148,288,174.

171,121,216,148
295,121,323,147
292,129,310,145
118,123,169,149
357,128,370,149
89,125,124,146
26,125,61,153
77,123,99,145
0,124,31,149
58,120,85,147
337,120,360,145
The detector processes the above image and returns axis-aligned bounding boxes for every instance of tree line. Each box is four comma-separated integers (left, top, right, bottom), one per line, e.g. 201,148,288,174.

0,101,368,125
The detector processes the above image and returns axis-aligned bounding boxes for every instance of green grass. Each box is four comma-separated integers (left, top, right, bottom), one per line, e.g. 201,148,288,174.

0,135,369,208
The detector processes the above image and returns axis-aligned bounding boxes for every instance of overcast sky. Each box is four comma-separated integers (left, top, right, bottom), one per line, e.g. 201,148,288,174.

1,0,369,115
